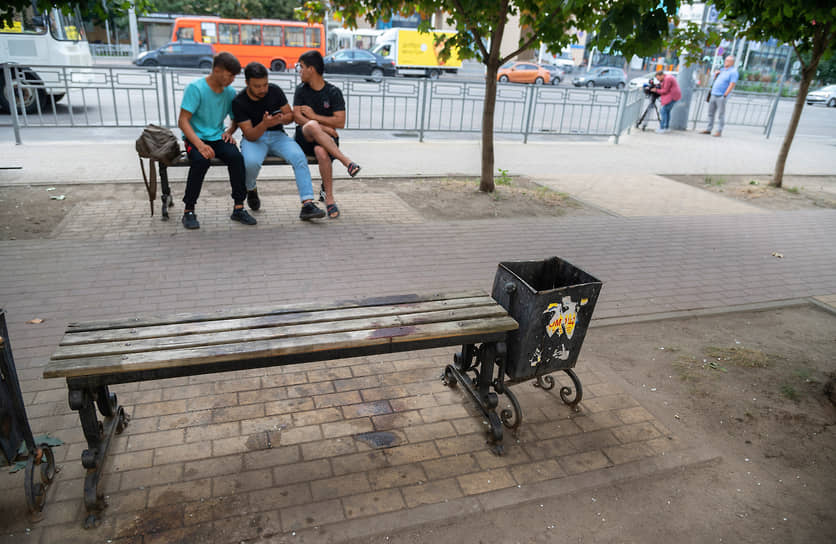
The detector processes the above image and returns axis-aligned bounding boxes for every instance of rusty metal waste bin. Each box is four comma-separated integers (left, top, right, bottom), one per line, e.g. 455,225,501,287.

492,257,601,401
1,309,58,513
442,258,601,455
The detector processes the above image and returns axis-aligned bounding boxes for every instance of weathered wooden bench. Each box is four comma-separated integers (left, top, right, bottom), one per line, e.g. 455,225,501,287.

157,154,318,219
44,290,519,527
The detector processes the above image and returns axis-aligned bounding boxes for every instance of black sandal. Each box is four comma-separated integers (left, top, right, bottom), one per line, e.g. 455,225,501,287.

327,203,340,219
347,162,361,177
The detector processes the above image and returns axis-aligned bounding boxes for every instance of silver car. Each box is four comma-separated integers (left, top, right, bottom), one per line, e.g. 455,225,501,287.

806,84,836,107
572,67,627,89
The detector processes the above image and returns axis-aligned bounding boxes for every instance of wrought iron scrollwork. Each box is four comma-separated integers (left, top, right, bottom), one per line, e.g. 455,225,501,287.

558,369,583,407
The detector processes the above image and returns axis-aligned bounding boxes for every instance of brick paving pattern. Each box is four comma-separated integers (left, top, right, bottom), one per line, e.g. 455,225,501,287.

0,201,834,542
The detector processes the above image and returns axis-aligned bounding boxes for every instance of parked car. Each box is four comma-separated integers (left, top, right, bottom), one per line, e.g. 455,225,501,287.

572,67,627,89
806,84,836,107
497,62,551,84
134,42,214,69
539,64,565,85
323,48,396,81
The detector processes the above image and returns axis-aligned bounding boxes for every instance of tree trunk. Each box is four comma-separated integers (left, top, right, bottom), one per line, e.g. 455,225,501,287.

773,34,829,188
480,61,499,193
772,71,813,188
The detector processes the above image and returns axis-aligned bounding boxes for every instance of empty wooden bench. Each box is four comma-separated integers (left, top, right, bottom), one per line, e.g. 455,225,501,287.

44,290,518,527
157,154,317,219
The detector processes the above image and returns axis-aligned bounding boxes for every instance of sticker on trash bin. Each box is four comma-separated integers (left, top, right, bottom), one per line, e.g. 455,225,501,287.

544,296,586,339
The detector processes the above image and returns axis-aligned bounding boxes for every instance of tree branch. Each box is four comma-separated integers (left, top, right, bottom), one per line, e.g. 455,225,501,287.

791,41,808,72
451,0,490,62
500,32,540,65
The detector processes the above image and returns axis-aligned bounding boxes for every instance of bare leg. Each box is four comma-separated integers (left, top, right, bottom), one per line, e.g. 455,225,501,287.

302,120,353,168
315,145,336,215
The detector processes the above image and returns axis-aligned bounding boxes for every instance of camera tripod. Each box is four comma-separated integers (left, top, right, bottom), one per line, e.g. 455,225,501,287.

636,92,660,131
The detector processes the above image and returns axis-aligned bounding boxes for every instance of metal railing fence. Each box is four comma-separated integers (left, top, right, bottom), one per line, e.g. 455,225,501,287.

2,64,776,145
88,44,134,57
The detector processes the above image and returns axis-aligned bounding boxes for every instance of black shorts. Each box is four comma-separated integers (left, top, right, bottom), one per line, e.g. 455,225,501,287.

294,129,339,159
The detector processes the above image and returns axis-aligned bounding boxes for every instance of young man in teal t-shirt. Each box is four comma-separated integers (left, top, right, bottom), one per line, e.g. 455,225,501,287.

178,52,256,229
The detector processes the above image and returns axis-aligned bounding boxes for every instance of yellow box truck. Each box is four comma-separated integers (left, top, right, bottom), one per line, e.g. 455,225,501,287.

371,28,461,78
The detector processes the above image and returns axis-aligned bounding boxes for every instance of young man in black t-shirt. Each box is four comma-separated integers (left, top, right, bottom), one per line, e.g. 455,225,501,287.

230,62,325,220
293,50,361,219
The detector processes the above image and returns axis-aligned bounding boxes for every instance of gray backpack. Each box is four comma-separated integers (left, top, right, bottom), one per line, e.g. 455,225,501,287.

136,125,182,215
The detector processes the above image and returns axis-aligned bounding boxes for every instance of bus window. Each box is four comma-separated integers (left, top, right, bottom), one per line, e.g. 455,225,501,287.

218,23,240,45
241,24,261,46
0,8,46,35
305,28,321,48
263,25,282,46
200,22,217,43
49,8,86,41
285,26,304,47
176,26,194,41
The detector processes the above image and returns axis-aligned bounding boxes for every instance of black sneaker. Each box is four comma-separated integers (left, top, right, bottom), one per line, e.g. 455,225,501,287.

299,201,326,220
230,208,257,225
318,183,326,202
182,211,199,230
247,189,261,211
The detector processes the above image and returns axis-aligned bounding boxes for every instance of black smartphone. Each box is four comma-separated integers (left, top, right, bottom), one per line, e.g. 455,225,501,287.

270,109,282,116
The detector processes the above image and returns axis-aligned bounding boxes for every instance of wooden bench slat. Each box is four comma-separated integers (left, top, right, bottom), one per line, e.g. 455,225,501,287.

168,155,315,168
65,290,489,333
51,305,511,360
59,295,497,346
44,316,518,379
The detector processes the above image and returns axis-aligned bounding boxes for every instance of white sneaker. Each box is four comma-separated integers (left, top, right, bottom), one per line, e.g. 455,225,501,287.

655,128,666,134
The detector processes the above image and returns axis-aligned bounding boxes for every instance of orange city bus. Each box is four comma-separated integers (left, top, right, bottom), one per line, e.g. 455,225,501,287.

171,16,325,72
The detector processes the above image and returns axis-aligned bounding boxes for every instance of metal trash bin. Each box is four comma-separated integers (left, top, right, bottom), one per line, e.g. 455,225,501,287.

1,309,58,513
492,257,601,399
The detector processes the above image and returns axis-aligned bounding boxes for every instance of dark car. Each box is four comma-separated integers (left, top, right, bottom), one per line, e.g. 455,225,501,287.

323,48,396,81
134,42,215,69
572,67,627,89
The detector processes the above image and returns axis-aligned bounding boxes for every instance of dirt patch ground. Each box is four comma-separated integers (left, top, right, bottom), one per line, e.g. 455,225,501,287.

666,174,836,210
0,176,595,240
342,304,836,544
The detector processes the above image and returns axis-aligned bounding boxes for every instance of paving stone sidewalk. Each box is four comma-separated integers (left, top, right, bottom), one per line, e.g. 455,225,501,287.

1,206,835,543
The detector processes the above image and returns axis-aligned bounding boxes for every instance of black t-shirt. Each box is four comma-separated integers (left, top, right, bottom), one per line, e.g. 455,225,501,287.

293,81,345,139
231,83,289,132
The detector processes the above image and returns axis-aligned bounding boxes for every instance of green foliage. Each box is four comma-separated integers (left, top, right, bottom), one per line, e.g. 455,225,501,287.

496,168,512,186
780,383,799,401
0,0,302,25
312,1,682,192
1,0,154,27
150,0,301,20
714,0,835,64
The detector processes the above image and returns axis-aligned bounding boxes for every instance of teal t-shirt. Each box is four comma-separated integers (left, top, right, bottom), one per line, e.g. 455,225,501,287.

180,78,237,142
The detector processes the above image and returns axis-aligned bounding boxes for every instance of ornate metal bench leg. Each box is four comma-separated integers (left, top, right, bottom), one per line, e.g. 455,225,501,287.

68,385,128,528
444,342,506,455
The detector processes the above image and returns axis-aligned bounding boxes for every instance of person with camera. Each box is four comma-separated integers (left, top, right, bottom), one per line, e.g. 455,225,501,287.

230,62,326,220
649,70,681,133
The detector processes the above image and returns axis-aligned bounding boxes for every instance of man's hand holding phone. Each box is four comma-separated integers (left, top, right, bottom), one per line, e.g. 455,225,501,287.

263,109,284,127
